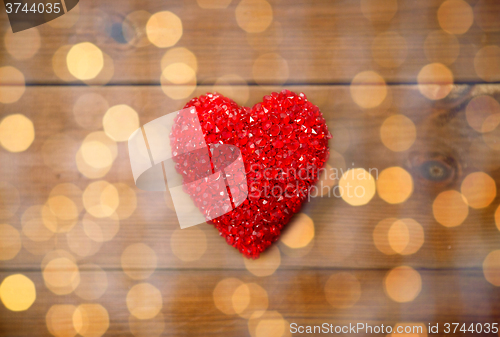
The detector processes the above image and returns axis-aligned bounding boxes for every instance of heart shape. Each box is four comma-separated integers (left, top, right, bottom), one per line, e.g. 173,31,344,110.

170,90,330,258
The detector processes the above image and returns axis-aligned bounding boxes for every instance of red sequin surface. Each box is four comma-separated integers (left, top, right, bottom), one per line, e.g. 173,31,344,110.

170,90,330,258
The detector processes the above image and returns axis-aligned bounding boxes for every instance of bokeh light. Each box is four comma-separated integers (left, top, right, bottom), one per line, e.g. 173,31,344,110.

46,304,78,337
235,0,273,33
21,205,55,242
373,218,400,256
121,243,158,280
243,244,281,277
161,47,198,73
374,218,424,256
474,46,500,82
0,114,35,153
417,63,454,100
66,42,104,81
339,168,376,206
324,272,361,308
146,11,183,48
232,282,268,319
466,95,500,133
371,32,408,68
253,310,287,337
73,303,109,337
391,219,424,255
41,250,75,268
384,266,422,303
376,167,413,204
248,311,292,337
433,190,469,227
113,183,137,220
85,51,114,85
423,30,460,65
494,205,500,232
483,250,500,286
388,220,409,254
162,63,196,84
66,223,102,257
75,264,108,300
47,195,78,222
437,0,474,35
82,212,120,242
170,227,207,262
43,256,80,295
252,53,289,85
22,229,56,257
350,71,387,109
213,278,245,315
53,45,76,82
460,172,496,209
129,313,165,337
1,0,498,332
161,63,197,100
43,196,78,234
0,66,26,104
280,213,314,249
478,129,500,150
0,274,36,311
102,104,140,142
4,27,41,60
126,283,163,320
76,147,113,179
50,183,84,214
82,181,119,218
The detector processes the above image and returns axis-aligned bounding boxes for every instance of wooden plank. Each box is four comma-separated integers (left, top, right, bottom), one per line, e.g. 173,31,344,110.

1,0,499,84
0,269,499,336
1,85,500,270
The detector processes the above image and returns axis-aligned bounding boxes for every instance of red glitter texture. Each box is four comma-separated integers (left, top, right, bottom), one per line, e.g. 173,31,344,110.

170,90,330,259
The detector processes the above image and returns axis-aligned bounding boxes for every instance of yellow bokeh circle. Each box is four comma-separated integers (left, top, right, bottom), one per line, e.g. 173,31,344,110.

235,0,273,33
0,274,36,311
146,11,183,48
376,167,414,204
0,114,35,152
66,42,104,80
102,104,140,142
339,168,376,206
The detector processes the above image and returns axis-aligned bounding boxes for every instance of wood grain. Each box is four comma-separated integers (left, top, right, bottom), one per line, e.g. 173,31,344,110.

0,269,498,336
2,0,500,335
1,85,499,271
1,0,499,84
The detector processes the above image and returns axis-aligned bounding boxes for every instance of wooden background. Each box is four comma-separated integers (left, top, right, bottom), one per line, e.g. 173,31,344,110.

1,0,500,336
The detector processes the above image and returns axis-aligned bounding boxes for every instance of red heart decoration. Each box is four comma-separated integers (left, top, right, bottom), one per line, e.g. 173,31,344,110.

170,90,330,258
